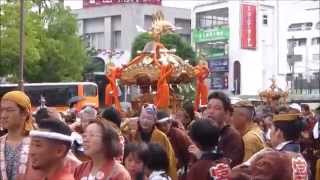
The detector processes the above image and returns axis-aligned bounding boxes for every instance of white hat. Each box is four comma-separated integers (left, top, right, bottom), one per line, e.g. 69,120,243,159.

157,116,173,123
30,130,74,143
156,111,172,123
289,103,301,112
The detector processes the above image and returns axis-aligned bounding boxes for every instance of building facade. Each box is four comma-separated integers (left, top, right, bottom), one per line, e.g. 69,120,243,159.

192,0,319,96
72,2,191,55
281,1,319,95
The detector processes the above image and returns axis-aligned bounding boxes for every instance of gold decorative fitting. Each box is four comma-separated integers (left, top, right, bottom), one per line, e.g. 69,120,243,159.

120,11,195,85
258,78,288,104
119,10,197,113
149,11,175,42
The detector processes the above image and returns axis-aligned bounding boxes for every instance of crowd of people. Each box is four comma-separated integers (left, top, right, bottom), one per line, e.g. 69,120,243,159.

0,90,319,180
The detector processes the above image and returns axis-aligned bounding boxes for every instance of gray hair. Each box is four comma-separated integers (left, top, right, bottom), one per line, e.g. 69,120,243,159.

79,106,97,119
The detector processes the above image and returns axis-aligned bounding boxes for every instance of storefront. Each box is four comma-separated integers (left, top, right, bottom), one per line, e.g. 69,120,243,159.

192,19,230,90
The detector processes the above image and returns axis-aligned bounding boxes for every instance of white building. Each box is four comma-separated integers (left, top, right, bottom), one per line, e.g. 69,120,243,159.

192,0,319,96
72,2,191,54
280,1,319,94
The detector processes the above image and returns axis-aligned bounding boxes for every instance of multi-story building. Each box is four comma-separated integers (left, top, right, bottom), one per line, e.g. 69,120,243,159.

283,2,319,94
72,1,191,54
192,0,319,96
192,0,277,95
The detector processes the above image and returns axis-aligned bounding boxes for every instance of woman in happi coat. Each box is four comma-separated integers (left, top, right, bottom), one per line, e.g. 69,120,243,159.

74,119,130,180
121,104,178,180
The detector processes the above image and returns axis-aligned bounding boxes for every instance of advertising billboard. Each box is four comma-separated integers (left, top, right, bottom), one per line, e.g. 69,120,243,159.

241,4,256,49
192,26,229,43
208,58,229,72
208,58,229,89
210,72,228,90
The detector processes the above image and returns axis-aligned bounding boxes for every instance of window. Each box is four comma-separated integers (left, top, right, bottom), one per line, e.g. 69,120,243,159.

84,84,97,97
316,22,320,30
288,22,313,31
298,39,306,46
301,22,313,30
144,15,153,30
112,31,121,49
287,38,307,47
102,0,112,3
175,18,191,31
25,85,77,106
84,32,105,50
89,0,95,4
196,11,228,29
263,15,268,25
313,54,320,61
312,37,320,45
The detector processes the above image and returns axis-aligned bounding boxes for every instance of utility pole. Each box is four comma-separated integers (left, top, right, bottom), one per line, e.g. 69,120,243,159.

18,0,25,91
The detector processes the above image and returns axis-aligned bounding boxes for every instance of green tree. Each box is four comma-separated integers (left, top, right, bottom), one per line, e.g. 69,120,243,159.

0,1,42,81
32,3,88,82
0,1,88,82
131,33,196,65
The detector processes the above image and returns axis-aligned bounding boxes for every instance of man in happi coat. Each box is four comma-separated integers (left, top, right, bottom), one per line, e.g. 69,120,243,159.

25,118,77,180
0,91,34,180
231,113,309,180
187,120,231,180
232,101,266,161
156,111,192,178
201,92,244,167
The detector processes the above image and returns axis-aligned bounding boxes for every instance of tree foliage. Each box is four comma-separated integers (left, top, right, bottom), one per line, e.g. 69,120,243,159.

131,33,196,65
0,1,88,82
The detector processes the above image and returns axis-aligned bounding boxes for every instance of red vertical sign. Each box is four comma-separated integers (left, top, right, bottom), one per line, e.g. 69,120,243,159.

241,4,256,49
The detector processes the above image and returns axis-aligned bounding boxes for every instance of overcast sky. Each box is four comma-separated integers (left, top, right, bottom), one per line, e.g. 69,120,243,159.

64,0,212,9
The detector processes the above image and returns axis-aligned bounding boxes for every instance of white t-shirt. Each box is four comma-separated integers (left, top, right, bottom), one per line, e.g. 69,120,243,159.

313,121,319,139
149,171,171,180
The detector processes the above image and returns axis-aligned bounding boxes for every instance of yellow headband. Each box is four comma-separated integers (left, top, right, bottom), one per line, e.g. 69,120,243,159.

273,113,300,122
1,91,33,132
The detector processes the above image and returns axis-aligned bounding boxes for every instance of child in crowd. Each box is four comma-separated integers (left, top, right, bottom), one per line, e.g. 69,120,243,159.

124,143,147,180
